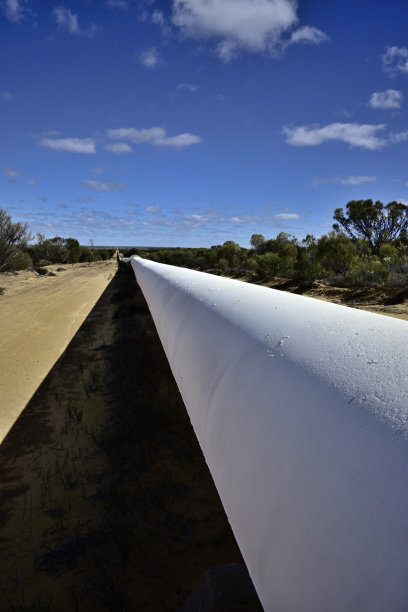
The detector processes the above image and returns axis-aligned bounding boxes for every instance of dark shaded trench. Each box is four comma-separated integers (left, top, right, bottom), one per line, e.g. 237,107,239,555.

0,263,262,611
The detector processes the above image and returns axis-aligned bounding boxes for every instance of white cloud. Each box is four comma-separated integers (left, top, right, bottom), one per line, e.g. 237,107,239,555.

286,25,329,47
82,180,127,192
0,0,30,23
39,137,96,154
312,175,377,187
104,142,133,154
3,165,21,179
106,126,202,149
146,205,161,213
25,179,37,186
139,47,162,68
152,9,165,25
90,167,106,174
369,89,402,110
105,0,128,9
1,90,13,100
53,6,98,38
171,0,328,61
151,9,171,34
75,196,91,203
382,46,408,76
275,213,299,220
389,130,408,144
177,83,200,93
159,132,202,148
107,127,164,142
341,175,377,185
283,122,388,150
36,194,47,202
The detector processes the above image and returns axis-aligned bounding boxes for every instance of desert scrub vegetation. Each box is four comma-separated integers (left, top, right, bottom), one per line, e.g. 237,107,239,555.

125,199,408,288
2,198,408,287
0,207,32,271
0,207,114,271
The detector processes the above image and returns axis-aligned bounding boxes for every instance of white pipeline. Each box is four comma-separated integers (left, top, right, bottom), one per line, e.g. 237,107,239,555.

129,256,408,612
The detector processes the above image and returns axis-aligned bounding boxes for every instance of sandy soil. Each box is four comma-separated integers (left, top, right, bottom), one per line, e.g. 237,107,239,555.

0,264,260,611
0,260,116,444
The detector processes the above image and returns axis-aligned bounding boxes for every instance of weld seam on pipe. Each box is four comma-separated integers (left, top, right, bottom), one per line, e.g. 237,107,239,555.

130,256,408,612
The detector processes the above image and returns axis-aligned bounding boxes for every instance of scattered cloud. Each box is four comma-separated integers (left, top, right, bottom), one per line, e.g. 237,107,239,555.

382,46,408,76
104,142,133,154
151,9,171,35
312,175,377,187
369,89,402,110
3,165,21,180
105,0,128,9
1,90,13,100
341,175,377,185
39,137,96,154
176,83,200,93
75,196,91,203
285,25,329,48
283,122,388,150
45,130,61,137
274,213,299,220
53,6,99,38
82,180,127,192
107,126,202,149
90,167,106,174
151,9,165,26
57,203,68,208
36,194,47,202
171,0,328,61
145,205,161,213
139,47,162,68
389,130,408,144
25,179,37,186
0,0,31,23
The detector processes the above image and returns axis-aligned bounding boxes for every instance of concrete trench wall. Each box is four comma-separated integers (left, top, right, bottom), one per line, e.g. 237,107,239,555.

129,256,408,612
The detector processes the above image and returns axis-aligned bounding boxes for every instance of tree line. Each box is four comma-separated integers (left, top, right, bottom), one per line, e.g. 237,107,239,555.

0,208,113,272
126,200,408,288
1,199,408,287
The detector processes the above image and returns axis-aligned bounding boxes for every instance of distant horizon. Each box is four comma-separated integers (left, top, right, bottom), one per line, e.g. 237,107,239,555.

2,1,408,247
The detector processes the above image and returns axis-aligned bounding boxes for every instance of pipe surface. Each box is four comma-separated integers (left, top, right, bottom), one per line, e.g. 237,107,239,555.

130,256,408,612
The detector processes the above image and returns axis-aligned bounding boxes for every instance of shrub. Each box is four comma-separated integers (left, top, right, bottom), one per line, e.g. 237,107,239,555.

257,252,280,276
4,250,32,271
78,247,95,262
347,256,388,286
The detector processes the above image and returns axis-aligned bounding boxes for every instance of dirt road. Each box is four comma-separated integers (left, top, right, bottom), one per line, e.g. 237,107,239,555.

0,260,116,443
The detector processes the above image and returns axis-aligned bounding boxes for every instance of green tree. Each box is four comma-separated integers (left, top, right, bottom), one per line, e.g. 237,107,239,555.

0,208,32,271
256,252,280,276
65,238,81,263
250,233,266,254
333,199,408,253
32,234,69,264
218,241,241,267
317,232,354,274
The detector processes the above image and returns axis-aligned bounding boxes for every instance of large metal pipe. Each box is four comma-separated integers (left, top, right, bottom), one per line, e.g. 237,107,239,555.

130,256,408,612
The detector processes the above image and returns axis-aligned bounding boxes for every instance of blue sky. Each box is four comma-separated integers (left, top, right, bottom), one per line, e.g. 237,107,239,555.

1,0,408,247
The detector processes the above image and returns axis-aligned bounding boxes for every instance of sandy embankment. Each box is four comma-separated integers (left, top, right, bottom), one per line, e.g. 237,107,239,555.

0,260,116,443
